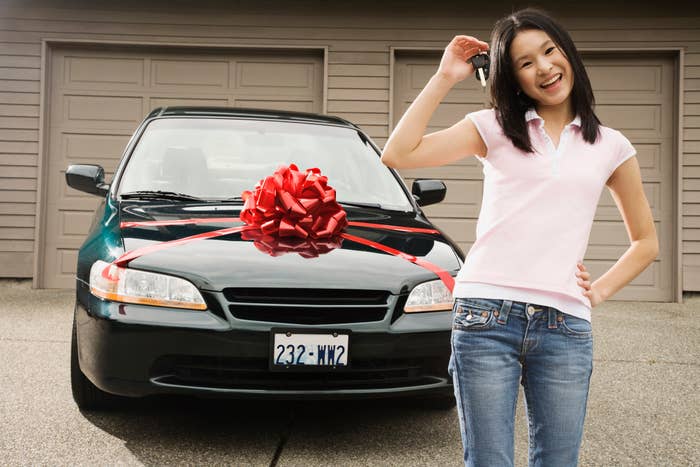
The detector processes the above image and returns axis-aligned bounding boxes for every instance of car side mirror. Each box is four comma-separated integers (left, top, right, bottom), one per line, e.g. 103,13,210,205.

411,179,446,207
66,164,110,197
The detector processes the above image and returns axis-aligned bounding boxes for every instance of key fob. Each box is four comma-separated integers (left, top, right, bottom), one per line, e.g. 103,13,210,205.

469,53,490,86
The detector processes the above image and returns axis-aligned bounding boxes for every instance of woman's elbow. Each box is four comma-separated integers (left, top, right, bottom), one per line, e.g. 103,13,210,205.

380,151,400,168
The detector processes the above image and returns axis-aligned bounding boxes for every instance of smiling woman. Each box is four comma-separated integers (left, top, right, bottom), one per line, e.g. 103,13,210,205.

117,118,413,211
380,7,658,467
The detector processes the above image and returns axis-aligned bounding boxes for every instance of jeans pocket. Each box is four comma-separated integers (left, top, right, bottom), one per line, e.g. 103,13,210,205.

452,298,499,331
560,313,593,338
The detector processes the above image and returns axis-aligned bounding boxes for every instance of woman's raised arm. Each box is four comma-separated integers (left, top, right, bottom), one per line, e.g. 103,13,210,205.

381,35,489,169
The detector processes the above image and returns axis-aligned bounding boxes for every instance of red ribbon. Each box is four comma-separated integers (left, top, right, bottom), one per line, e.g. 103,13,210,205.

114,164,453,292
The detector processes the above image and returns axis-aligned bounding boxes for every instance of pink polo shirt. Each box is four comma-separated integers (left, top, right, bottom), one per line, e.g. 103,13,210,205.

453,108,636,322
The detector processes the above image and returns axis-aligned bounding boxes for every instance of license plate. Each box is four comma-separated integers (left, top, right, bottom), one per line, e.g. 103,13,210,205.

270,329,350,370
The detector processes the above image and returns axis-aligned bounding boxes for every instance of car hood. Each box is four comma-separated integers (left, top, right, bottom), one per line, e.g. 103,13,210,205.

118,202,461,294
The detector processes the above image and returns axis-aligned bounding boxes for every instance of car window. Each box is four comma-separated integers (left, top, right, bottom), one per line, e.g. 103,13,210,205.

117,117,413,211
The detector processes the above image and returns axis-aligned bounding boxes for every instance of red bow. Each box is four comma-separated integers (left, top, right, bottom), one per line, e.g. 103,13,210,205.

240,164,347,256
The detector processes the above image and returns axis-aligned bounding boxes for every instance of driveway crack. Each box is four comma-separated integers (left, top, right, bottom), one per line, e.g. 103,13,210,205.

269,407,295,467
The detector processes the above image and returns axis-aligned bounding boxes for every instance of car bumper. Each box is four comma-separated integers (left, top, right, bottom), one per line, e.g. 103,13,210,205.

75,301,453,400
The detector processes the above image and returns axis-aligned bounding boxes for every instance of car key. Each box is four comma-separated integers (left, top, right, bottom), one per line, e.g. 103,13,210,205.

470,53,490,88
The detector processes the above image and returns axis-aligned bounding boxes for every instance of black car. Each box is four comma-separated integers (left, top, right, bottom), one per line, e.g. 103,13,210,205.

67,106,463,410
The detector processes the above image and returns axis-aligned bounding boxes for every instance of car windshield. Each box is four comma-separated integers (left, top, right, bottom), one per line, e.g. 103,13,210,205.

117,117,413,211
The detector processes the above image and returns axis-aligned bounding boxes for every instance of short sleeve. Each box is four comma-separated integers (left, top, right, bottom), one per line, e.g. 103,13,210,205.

608,131,636,179
465,108,495,159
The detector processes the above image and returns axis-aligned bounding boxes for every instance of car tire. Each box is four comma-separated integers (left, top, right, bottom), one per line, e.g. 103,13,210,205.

70,310,121,411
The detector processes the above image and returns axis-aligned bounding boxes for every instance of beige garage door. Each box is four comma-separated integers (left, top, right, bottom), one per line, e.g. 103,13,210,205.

393,52,675,302
40,46,323,288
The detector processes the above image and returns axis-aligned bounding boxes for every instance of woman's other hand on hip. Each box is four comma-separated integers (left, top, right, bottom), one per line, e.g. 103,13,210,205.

576,261,604,308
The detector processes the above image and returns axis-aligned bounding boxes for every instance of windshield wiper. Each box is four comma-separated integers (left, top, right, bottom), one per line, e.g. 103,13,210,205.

120,190,206,202
337,200,384,209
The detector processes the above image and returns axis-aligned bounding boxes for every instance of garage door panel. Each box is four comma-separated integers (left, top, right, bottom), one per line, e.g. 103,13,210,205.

58,249,79,275
63,133,130,158
41,46,323,288
64,95,144,127
234,99,315,113
237,61,312,87
58,210,96,237
150,97,230,108
636,143,661,170
236,60,319,96
587,64,662,92
64,55,145,88
152,59,229,89
596,104,662,137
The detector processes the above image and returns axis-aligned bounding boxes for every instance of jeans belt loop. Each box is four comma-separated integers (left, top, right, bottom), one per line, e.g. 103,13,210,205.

548,307,558,329
497,300,512,325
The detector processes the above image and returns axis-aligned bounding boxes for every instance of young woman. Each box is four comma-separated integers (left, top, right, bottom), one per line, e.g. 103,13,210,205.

381,8,659,467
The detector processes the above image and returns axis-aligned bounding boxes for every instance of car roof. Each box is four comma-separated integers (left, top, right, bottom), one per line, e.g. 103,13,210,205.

147,106,358,128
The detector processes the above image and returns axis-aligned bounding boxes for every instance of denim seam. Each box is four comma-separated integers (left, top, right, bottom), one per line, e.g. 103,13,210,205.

450,331,470,465
521,372,538,467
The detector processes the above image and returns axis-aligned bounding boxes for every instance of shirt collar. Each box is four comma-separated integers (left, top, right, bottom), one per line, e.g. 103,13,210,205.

525,108,581,128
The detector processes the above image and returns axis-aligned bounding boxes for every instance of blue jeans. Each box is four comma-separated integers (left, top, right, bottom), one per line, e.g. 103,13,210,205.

447,298,593,467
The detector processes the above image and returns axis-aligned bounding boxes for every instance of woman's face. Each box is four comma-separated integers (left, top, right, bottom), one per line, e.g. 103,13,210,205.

510,29,574,110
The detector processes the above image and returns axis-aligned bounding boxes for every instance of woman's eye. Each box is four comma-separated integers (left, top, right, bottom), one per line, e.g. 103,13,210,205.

545,47,556,54
521,61,532,68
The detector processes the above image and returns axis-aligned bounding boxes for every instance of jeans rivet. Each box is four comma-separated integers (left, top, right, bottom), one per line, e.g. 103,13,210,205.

481,311,488,318
494,310,500,317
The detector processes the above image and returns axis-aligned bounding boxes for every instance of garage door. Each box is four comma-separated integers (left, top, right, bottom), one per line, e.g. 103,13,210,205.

40,46,323,288
393,52,675,301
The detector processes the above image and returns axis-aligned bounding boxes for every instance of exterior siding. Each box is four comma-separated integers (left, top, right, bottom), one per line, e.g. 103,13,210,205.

0,0,698,293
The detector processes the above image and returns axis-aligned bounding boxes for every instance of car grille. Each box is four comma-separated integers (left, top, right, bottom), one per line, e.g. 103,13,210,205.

151,355,448,391
222,288,392,324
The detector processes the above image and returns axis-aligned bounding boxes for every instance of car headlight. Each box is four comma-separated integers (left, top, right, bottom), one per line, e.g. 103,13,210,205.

89,260,207,310
404,279,454,313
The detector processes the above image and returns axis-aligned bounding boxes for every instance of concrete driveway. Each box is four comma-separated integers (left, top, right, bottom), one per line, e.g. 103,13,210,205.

0,280,698,466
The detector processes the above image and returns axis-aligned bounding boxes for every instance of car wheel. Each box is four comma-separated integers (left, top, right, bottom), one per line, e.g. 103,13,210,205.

70,310,120,411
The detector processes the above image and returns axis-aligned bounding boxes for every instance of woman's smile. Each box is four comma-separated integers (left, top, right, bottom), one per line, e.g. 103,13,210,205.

540,73,562,89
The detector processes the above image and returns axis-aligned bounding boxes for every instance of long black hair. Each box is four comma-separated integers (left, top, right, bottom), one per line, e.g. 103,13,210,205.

489,8,600,153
